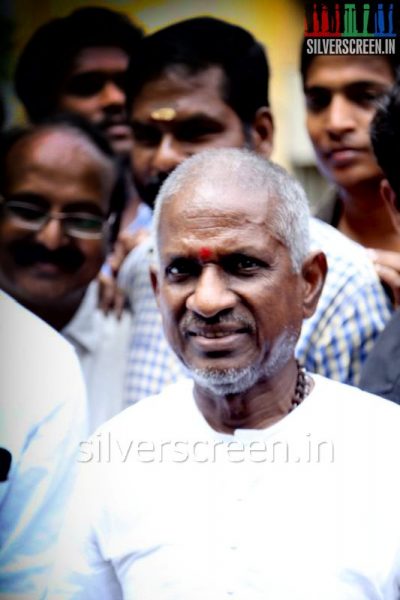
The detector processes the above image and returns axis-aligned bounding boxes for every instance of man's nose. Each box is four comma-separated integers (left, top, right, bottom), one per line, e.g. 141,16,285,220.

186,265,237,319
99,81,125,108
151,135,187,174
35,218,68,250
325,95,356,137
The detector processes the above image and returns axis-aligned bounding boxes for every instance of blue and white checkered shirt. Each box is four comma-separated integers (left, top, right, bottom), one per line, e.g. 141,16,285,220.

120,217,392,406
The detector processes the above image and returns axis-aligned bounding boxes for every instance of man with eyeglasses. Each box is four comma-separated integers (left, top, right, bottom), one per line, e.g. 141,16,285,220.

0,114,131,432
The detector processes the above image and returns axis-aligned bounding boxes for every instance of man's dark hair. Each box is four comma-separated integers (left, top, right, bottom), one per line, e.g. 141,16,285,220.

15,7,143,122
126,16,270,124
0,113,126,241
370,79,400,208
299,36,400,84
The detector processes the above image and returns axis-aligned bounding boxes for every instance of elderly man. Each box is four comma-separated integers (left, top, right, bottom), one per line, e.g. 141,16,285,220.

0,114,130,431
49,150,400,599
120,16,390,404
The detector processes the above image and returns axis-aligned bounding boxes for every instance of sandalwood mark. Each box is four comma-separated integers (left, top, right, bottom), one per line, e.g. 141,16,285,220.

150,107,177,121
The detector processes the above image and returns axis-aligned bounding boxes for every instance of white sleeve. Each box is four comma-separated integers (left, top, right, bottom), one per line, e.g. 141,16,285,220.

0,302,88,599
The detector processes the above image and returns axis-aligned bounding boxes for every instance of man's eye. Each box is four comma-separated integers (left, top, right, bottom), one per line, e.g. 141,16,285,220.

131,124,161,146
64,214,104,232
224,255,262,274
305,89,331,112
349,88,387,107
166,259,199,280
176,122,223,143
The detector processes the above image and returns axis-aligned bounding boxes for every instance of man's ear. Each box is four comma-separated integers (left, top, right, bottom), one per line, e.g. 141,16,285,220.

249,107,274,158
381,178,400,233
301,250,327,319
149,266,160,307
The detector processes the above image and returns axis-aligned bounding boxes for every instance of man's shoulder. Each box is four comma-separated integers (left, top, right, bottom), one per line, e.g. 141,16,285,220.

0,290,77,361
310,217,369,260
359,309,400,402
0,291,86,437
119,238,154,283
309,217,379,282
309,375,400,466
63,281,132,352
95,378,195,437
312,373,400,420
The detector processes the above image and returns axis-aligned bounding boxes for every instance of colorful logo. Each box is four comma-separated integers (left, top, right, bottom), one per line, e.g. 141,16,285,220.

305,2,396,37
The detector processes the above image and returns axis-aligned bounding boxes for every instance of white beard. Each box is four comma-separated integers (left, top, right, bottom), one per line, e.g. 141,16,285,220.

191,365,262,396
190,328,299,396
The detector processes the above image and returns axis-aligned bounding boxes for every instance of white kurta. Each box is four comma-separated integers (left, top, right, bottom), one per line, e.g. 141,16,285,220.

49,376,400,599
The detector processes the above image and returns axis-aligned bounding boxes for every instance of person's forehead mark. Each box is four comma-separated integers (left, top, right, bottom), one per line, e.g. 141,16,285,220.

198,247,213,260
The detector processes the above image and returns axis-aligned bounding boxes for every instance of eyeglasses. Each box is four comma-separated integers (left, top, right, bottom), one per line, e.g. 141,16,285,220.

1,199,108,239
64,72,127,98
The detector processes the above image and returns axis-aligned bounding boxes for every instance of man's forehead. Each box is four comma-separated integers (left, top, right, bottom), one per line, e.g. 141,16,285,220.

132,65,227,112
70,46,129,74
6,128,114,184
160,181,275,229
158,208,284,263
305,55,394,86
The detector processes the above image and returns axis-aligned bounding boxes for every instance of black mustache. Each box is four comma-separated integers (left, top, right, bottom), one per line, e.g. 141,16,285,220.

181,312,255,332
99,107,129,129
100,117,130,129
10,241,85,272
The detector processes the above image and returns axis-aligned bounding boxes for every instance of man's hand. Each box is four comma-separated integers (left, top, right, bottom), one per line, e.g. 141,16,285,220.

368,248,400,307
98,228,151,317
108,229,150,275
97,270,126,319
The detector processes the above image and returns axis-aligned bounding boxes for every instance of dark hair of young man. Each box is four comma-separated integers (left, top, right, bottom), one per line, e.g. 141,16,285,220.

126,16,270,124
14,7,143,123
370,78,400,208
0,113,126,242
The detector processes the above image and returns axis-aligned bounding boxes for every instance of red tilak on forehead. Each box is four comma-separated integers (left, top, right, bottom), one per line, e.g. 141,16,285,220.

198,247,212,261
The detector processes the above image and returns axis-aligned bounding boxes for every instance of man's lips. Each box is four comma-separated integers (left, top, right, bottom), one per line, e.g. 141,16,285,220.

186,324,250,352
31,261,64,275
187,325,249,338
103,123,132,138
322,146,366,167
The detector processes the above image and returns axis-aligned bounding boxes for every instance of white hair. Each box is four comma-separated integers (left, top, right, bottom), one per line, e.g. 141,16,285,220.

152,148,310,272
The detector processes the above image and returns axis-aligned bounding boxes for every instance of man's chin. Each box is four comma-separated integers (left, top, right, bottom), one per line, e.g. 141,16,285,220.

108,136,134,158
191,365,261,396
4,272,85,307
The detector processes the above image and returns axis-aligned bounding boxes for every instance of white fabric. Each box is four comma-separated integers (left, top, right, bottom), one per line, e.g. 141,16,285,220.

0,291,88,599
62,282,131,432
49,375,400,599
